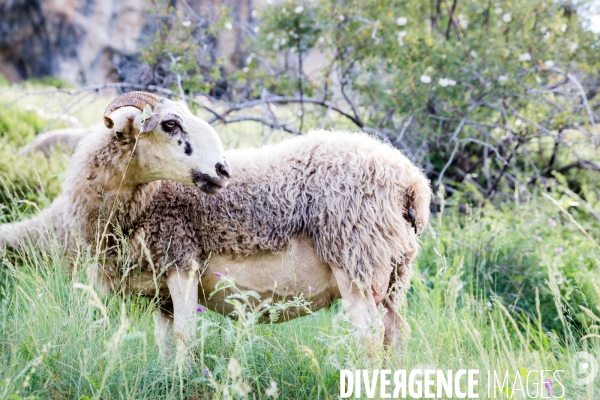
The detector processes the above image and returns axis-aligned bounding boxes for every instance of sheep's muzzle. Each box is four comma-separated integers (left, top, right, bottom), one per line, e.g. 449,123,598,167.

192,161,230,195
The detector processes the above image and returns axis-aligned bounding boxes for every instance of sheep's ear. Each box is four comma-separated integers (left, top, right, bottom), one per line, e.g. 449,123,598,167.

140,114,161,134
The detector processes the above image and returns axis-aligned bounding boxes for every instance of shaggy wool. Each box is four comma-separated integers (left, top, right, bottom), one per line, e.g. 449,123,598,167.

1,125,431,296
63,127,431,292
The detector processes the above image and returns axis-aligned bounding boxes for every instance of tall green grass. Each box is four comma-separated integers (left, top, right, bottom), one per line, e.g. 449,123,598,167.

0,199,599,399
0,90,599,398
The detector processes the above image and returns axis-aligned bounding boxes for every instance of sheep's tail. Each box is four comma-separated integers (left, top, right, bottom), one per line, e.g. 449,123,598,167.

403,171,432,235
0,196,71,254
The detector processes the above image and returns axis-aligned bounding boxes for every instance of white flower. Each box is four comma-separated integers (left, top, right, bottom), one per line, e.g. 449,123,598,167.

470,50,478,59
494,7,503,14
458,14,468,29
519,52,532,61
253,26,260,33
535,75,542,84
397,30,407,45
282,7,287,13
243,67,249,72
318,36,325,43
228,358,242,379
251,10,257,18
540,26,548,33
498,75,509,84
396,17,407,26
543,31,550,40
420,75,432,83
544,60,554,69
561,23,567,33
266,32,275,40
265,381,279,397
294,5,304,14
568,42,578,51
182,20,191,27
339,15,345,21
225,22,233,30
438,78,456,87
502,13,512,23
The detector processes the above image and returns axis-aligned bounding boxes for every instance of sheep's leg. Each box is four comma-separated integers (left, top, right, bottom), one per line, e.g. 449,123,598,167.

154,307,175,356
87,262,112,296
332,267,384,357
165,267,199,346
382,294,410,360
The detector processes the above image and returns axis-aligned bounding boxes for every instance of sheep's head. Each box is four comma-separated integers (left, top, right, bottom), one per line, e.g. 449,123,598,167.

103,91,230,194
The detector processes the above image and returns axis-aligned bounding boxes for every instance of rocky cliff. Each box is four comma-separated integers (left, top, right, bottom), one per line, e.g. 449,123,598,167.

0,0,259,85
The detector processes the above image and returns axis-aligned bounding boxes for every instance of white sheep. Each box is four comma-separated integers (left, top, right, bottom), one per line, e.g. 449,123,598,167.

1,92,431,357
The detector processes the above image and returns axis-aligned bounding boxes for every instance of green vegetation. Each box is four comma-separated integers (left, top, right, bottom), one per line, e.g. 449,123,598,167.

0,95,599,398
1,0,600,397
0,195,599,398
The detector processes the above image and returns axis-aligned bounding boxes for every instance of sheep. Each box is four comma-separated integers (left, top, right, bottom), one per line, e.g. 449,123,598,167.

2,91,431,357
19,125,98,156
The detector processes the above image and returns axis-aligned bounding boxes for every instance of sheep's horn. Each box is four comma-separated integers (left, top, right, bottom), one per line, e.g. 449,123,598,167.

103,91,163,128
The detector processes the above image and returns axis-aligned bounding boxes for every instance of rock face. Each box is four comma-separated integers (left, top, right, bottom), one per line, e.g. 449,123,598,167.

0,0,259,84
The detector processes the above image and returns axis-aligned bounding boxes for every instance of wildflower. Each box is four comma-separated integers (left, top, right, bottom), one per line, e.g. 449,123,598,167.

294,5,304,14
204,368,211,376
228,358,242,379
519,52,532,62
544,379,554,397
548,218,557,227
502,13,512,23
498,75,508,84
470,50,478,59
253,26,260,33
544,60,554,69
251,10,257,18
439,78,456,87
494,7,503,15
458,14,468,29
197,305,206,313
396,17,407,26
309,286,316,292
568,42,579,51
540,26,548,33
182,20,191,27
420,75,432,83
397,30,407,46
225,22,233,30
339,15,345,21
561,23,567,33
555,247,563,256
265,380,279,397
281,8,287,14
215,272,224,278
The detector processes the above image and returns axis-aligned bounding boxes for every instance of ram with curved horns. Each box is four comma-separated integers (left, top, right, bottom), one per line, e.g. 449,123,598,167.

0,91,431,358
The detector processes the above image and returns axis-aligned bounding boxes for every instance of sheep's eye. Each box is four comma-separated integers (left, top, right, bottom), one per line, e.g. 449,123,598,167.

162,120,177,130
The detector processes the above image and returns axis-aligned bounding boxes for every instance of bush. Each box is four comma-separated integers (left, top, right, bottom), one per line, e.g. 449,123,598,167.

0,105,70,221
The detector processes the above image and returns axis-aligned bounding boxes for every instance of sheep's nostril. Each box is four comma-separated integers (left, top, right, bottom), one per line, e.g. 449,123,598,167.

215,161,231,180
